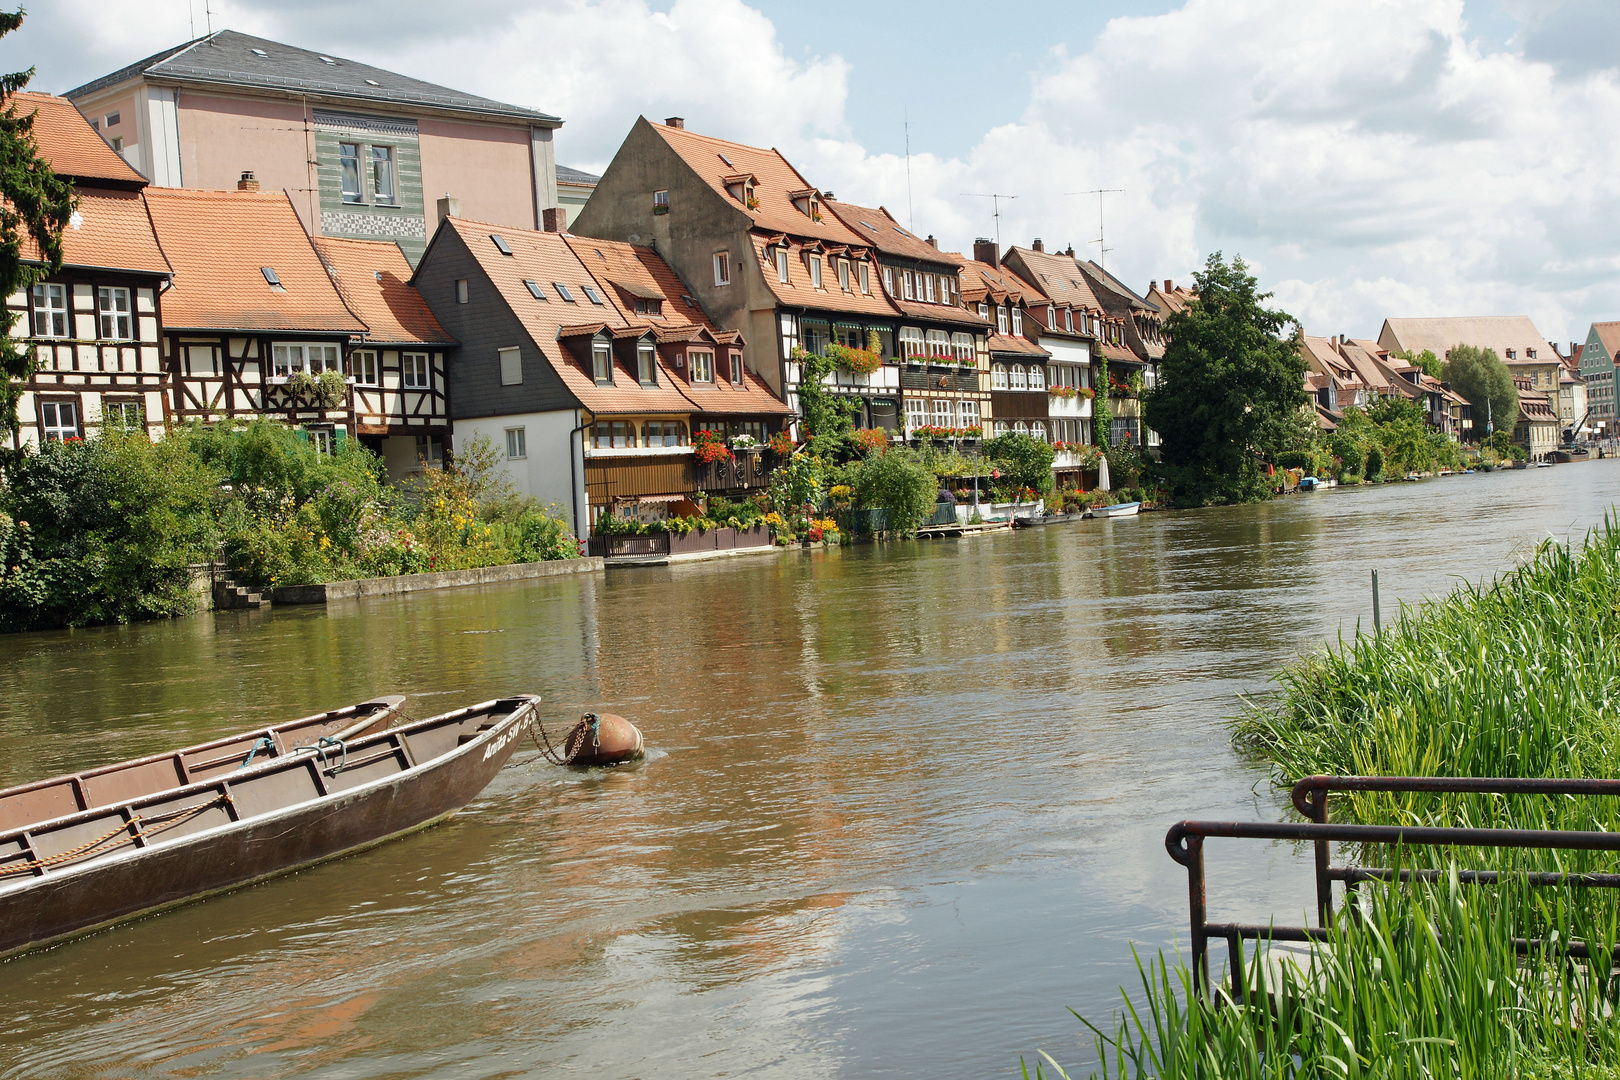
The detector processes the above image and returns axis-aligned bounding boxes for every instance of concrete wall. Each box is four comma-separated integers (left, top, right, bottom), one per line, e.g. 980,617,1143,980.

419,117,537,232
176,92,316,225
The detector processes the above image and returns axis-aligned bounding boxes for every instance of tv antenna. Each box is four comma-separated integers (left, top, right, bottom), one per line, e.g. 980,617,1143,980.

903,112,914,233
1068,188,1123,272
961,192,1017,252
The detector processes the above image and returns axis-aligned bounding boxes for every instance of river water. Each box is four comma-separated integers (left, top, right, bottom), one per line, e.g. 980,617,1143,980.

2,463,1619,1079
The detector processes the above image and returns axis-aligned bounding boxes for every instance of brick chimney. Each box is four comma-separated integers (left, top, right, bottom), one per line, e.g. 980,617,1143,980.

1032,238,1044,253
543,206,568,233
823,191,834,201
665,116,685,129
925,234,938,249
1163,279,1173,291
1064,244,1075,257
237,170,259,191
436,194,460,226
973,238,998,265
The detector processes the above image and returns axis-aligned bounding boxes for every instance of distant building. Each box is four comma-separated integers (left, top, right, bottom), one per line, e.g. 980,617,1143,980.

556,164,599,220
1512,375,1559,460
1578,322,1620,437
65,30,578,264
1377,315,1563,397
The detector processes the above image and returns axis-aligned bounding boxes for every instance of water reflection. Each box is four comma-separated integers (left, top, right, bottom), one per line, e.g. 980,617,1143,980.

1,465,1618,1078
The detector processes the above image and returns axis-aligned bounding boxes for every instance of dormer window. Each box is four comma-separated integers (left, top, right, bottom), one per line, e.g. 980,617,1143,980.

978,303,989,319
789,188,821,221
775,247,790,284
1506,348,1516,359
859,262,870,294
809,255,823,289
1065,309,1074,333
883,267,894,295
724,173,759,209
837,259,850,292
1048,304,1056,326
637,343,657,385
1527,347,1537,358
731,351,744,385
634,298,663,316
592,340,612,384
1012,308,1023,336
996,307,1008,335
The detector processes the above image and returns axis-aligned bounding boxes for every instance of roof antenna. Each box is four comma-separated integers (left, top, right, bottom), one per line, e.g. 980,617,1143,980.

205,0,213,36
1068,188,1124,272
903,111,915,234
189,0,195,39
961,192,1017,254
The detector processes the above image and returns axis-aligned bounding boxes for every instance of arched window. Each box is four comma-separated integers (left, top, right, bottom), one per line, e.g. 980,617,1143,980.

1028,365,1045,391
1030,421,1047,442
991,362,1008,389
995,420,1009,436
1011,365,1027,390
1014,421,1029,437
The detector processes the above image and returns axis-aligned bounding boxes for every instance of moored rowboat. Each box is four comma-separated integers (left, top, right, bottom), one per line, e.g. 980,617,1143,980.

0,696,408,834
1090,501,1141,518
0,695,539,960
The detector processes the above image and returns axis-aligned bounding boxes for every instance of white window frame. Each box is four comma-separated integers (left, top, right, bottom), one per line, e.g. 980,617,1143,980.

32,283,68,338
883,266,895,295
1030,420,1047,442
959,399,979,428
310,428,335,457
991,363,1008,390
402,351,430,390
838,259,850,292
97,286,132,340
339,143,362,204
900,326,925,359
40,400,78,442
996,306,1008,335
931,398,953,427
455,279,469,304
637,344,657,385
903,269,915,300
1014,420,1028,437
501,346,525,386
1011,365,1028,390
978,303,989,319
924,275,936,303
775,248,790,284
104,399,144,430
371,145,396,205
590,343,610,384
859,262,870,294
505,427,527,459
951,332,974,361
1011,308,1023,336
653,189,669,212
730,350,744,385
713,251,731,286
1028,365,1046,391
1065,308,1074,332
272,342,340,377
810,256,823,289
353,348,380,386
925,329,951,358
690,350,714,383
906,396,928,431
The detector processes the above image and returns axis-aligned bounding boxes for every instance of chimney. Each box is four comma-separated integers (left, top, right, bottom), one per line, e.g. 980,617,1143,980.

1032,238,1044,253
436,194,461,226
973,238,998,265
543,206,568,233
1064,245,1075,257
823,191,834,201
665,116,685,129
925,234,938,249
1163,279,1173,292
237,170,259,191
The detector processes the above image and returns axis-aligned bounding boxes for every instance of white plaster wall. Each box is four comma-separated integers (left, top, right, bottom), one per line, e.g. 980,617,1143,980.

452,409,586,534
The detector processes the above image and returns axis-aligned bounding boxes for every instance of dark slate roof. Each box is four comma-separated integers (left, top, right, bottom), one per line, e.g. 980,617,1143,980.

1080,260,1154,310
66,30,559,126
556,164,600,186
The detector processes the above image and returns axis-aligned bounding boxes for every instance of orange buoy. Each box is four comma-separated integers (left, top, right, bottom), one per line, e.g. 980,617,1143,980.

536,712,644,766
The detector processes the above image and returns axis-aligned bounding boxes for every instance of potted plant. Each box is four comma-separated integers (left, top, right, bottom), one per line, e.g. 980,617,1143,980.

317,369,347,408
694,429,732,464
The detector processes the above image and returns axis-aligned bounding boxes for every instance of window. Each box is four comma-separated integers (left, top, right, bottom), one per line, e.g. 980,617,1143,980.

554,282,576,302
186,344,218,376
500,346,524,386
591,343,611,384
1031,420,1047,442
932,398,953,427
110,137,123,153
1014,420,1028,437
371,146,396,205
924,275,936,303
1065,308,1074,332
104,400,143,430
456,279,469,304
883,267,894,295
690,350,714,382
523,280,547,301
31,283,67,337
713,251,731,286
353,348,379,386
1011,365,1027,390
810,256,822,289
731,351,744,385
653,190,669,214
900,326,925,358
583,286,605,305
1505,349,1516,359
925,329,951,357
634,298,663,316
903,269,915,300
92,286,132,339
978,303,989,319
837,259,850,292
951,332,974,361
105,111,120,127
309,429,334,457
996,306,1008,335
775,248,790,284
1028,365,1045,391
340,143,362,203
403,352,430,389
1011,308,1023,336
906,396,928,431
859,262,870,294
637,344,657,385
272,343,340,376
1528,348,1537,358
643,420,687,447
992,362,1008,389
592,421,636,448
995,420,1009,436
959,399,979,428
505,427,527,459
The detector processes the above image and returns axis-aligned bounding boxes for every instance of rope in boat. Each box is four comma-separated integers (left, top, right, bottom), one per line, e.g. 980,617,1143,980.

0,792,235,879
238,736,274,769
292,735,347,775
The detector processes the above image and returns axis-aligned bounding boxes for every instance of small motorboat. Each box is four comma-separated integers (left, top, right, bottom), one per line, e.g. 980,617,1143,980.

535,712,645,767
1090,501,1142,518
0,696,539,960
0,696,407,833
1297,476,1324,492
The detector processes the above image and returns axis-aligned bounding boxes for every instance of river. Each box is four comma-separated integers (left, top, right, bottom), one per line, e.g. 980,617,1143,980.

2,462,1618,1079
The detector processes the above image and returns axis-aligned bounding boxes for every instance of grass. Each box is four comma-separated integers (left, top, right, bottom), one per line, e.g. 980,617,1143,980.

1030,516,1620,1078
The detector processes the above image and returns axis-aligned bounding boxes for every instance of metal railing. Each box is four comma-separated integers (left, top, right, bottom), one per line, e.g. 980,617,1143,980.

1166,774,1620,999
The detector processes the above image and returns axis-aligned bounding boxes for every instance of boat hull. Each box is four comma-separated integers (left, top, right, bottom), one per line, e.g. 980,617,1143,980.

0,698,536,961
1091,501,1142,518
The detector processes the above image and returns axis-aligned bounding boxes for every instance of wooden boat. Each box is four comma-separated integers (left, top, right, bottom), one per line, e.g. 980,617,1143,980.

1090,501,1142,518
0,696,407,833
0,696,539,960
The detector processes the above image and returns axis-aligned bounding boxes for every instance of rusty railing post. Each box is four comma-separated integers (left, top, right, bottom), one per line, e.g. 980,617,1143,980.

1187,834,1209,996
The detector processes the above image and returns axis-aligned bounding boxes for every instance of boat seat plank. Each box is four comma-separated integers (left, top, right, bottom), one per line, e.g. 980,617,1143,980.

0,783,84,835
29,808,140,864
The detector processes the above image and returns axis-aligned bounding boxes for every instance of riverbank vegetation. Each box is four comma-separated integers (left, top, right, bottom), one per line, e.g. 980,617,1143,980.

0,421,578,631
1031,520,1620,1077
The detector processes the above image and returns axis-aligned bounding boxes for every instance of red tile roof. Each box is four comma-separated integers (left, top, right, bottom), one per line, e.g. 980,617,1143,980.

825,200,951,264
1004,246,1104,312
22,188,171,276
648,121,866,245
144,187,365,333
15,92,148,188
312,236,453,345
987,331,1048,357
751,234,898,318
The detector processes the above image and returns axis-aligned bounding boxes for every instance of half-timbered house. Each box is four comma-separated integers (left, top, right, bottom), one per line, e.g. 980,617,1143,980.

144,184,368,449
999,242,1103,441
312,236,454,477
6,93,171,449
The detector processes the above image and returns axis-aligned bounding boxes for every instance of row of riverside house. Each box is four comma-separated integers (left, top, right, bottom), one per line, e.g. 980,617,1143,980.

11,32,1178,540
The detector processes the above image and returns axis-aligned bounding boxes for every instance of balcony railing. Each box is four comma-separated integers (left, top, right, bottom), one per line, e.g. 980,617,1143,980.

695,449,770,491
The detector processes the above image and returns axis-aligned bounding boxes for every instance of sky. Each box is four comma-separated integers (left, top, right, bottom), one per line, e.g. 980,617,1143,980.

4,0,1618,346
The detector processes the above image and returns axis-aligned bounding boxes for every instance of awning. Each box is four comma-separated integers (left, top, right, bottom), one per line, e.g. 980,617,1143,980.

635,493,687,503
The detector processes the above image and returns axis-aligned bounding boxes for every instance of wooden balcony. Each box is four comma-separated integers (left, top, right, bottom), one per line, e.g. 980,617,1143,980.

695,449,770,492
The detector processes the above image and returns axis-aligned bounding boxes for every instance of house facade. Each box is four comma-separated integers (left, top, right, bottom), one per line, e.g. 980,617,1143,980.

66,30,580,264
1077,259,1163,450
1000,242,1110,440
6,93,171,449
956,245,1066,445
1513,376,1559,460
1578,322,1620,438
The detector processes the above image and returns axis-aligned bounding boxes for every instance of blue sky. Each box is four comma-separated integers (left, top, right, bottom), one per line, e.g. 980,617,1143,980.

5,0,1617,344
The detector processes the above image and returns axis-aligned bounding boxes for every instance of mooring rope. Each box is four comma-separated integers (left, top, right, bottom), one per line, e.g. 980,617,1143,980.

0,791,235,879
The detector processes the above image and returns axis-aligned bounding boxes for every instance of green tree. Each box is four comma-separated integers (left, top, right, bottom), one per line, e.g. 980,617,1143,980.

0,10,78,440
852,446,936,536
1442,344,1517,441
793,348,858,451
983,431,1055,495
1391,348,1443,380
1142,252,1305,505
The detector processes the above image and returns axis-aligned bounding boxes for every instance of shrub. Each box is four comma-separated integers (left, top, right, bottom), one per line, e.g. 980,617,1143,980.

852,446,936,536
983,432,1055,495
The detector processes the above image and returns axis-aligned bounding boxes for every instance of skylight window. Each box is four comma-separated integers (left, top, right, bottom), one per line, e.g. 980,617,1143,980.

554,282,576,302
719,153,735,168
260,266,281,286
583,286,604,305
861,221,877,230
491,234,513,255
364,79,380,86
250,48,269,57
523,280,547,300
318,55,336,64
